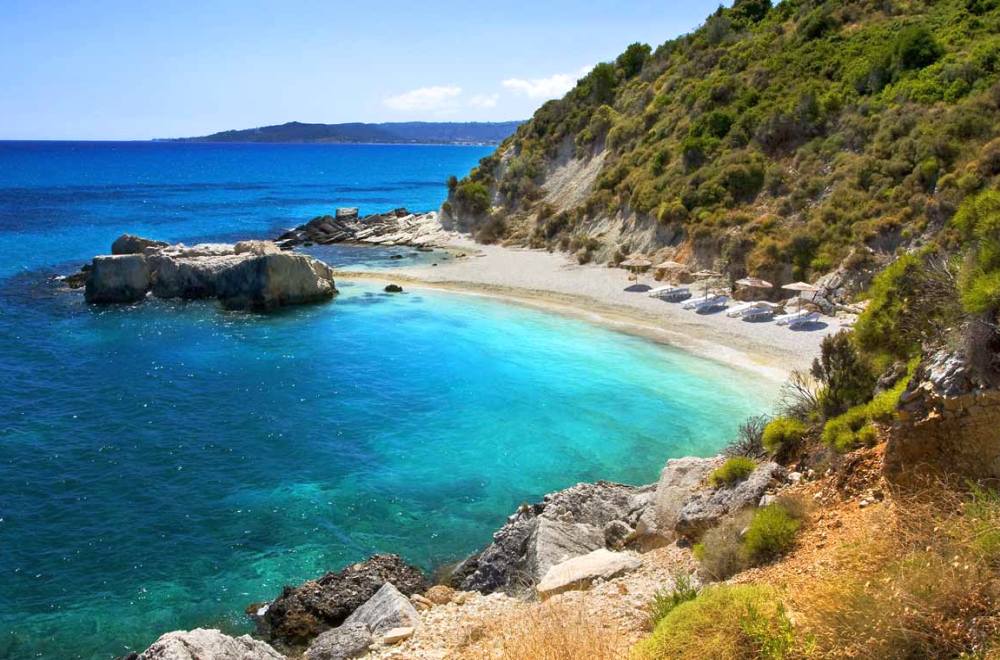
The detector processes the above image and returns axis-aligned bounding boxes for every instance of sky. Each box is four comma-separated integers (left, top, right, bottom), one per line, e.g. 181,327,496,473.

0,1,727,140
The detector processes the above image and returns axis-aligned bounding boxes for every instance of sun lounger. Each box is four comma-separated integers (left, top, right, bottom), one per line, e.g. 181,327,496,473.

787,311,821,329
648,285,689,299
775,311,803,326
742,305,775,322
726,301,776,318
693,295,729,312
682,294,714,310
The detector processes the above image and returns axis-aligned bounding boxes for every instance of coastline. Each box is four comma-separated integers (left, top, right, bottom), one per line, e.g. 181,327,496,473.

336,237,844,385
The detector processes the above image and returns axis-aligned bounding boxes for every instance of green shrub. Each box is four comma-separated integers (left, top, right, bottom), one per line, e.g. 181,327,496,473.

647,572,698,628
820,363,915,452
453,181,491,216
633,584,795,659
709,456,757,487
893,25,943,71
954,191,1000,315
742,504,802,564
761,417,807,455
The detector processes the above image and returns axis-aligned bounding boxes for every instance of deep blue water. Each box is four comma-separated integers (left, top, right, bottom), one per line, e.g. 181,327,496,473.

0,142,773,659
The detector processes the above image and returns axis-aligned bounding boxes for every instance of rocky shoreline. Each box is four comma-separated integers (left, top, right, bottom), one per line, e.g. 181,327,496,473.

121,454,792,659
272,208,452,250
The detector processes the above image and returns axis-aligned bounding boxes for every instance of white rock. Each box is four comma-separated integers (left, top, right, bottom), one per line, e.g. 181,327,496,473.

381,626,415,645
84,254,151,303
536,549,641,600
136,628,285,660
343,583,420,636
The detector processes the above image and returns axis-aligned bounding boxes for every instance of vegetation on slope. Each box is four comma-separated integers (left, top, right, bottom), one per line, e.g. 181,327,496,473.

447,0,1000,283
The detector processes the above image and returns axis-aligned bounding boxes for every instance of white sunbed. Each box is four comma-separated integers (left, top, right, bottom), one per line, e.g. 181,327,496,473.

682,294,715,310
742,305,776,322
648,285,687,299
693,295,730,312
775,310,805,326
726,301,777,318
788,311,821,329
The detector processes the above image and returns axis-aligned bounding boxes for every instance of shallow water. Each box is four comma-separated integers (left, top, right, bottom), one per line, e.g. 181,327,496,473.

0,142,776,659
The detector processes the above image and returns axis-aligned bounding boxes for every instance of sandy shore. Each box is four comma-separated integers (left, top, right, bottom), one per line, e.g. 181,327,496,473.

336,237,844,384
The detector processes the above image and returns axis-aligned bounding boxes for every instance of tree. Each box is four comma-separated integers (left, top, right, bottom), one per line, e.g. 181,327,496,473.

811,331,876,419
588,63,617,105
732,0,772,24
616,42,652,79
893,26,943,71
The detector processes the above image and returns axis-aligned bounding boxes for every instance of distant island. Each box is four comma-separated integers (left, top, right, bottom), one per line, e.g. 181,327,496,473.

167,120,523,145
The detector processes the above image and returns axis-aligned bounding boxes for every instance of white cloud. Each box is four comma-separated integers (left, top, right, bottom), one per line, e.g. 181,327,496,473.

383,85,462,112
502,66,592,100
468,93,499,109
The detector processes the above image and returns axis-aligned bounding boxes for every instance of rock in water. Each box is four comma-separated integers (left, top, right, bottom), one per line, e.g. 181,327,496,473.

148,253,245,299
304,622,372,660
252,554,427,645
451,481,654,594
84,255,151,303
536,548,642,599
343,583,420,636
215,253,336,311
133,628,285,660
111,234,168,255
235,240,282,256
384,284,403,293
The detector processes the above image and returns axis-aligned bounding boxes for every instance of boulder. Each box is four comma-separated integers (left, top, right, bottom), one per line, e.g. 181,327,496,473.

252,554,426,645
215,253,336,311
111,234,168,255
536,549,641,600
148,253,245,299
634,456,722,547
381,627,415,644
423,585,454,605
384,284,403,293
134,628,285,660
674,462,785,538
84,255,151,303
303,622,372,660
452,481,654,594
235,240,282,256
343,583,420,636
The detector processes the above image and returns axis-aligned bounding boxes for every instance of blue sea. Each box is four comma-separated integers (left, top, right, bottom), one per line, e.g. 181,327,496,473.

0,142,774,659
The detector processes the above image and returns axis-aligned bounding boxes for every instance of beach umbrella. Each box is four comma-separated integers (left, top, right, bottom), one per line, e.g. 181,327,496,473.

782,281,819,313
656,259,686,270
621,256,653,283
692,269,720,298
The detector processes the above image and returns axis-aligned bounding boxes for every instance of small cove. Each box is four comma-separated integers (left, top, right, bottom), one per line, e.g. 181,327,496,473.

0,142,777,659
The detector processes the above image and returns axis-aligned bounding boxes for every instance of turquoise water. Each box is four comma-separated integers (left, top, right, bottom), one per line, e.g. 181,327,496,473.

0,143,774,659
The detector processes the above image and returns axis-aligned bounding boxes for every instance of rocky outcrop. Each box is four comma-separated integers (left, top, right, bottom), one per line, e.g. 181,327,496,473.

635,456,722,546
81,237,336,311
131,628,285,660
535,548,642,599
889,350,1000,483
111,233,168,255
674,462,785,538
84,254,151,303
216,253,336,311
303,622,372,660
275,209,450,248
250,554,426,646
451,481,654,594
342,583,420,636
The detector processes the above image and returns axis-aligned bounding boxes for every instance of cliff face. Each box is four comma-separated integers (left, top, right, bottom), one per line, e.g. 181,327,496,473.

444,0,1000,281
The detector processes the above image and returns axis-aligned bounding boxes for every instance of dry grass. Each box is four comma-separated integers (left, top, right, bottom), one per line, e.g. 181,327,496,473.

789,483,1000,658
457,600,630,660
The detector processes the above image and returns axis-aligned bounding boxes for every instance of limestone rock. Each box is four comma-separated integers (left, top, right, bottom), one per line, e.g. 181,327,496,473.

674,462,785,538
452,481,654,594
215,253,336,311
111,234,168,255
252,554,426,646
536,549,641,600
343,583,420,637
381,627,415,644
148,253,245,299
135,628,285,660
303,622,372,660
423,585,454,605
235,240,282,256
84,254,151,303
635,456,722,546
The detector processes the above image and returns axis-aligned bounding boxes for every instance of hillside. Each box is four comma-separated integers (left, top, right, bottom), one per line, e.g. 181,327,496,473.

173,120,523,145
444,0,1000,286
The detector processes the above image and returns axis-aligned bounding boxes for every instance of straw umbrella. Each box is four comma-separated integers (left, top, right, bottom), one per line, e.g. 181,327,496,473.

692,269,720,299
621,256,653,284
781,281,819,314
